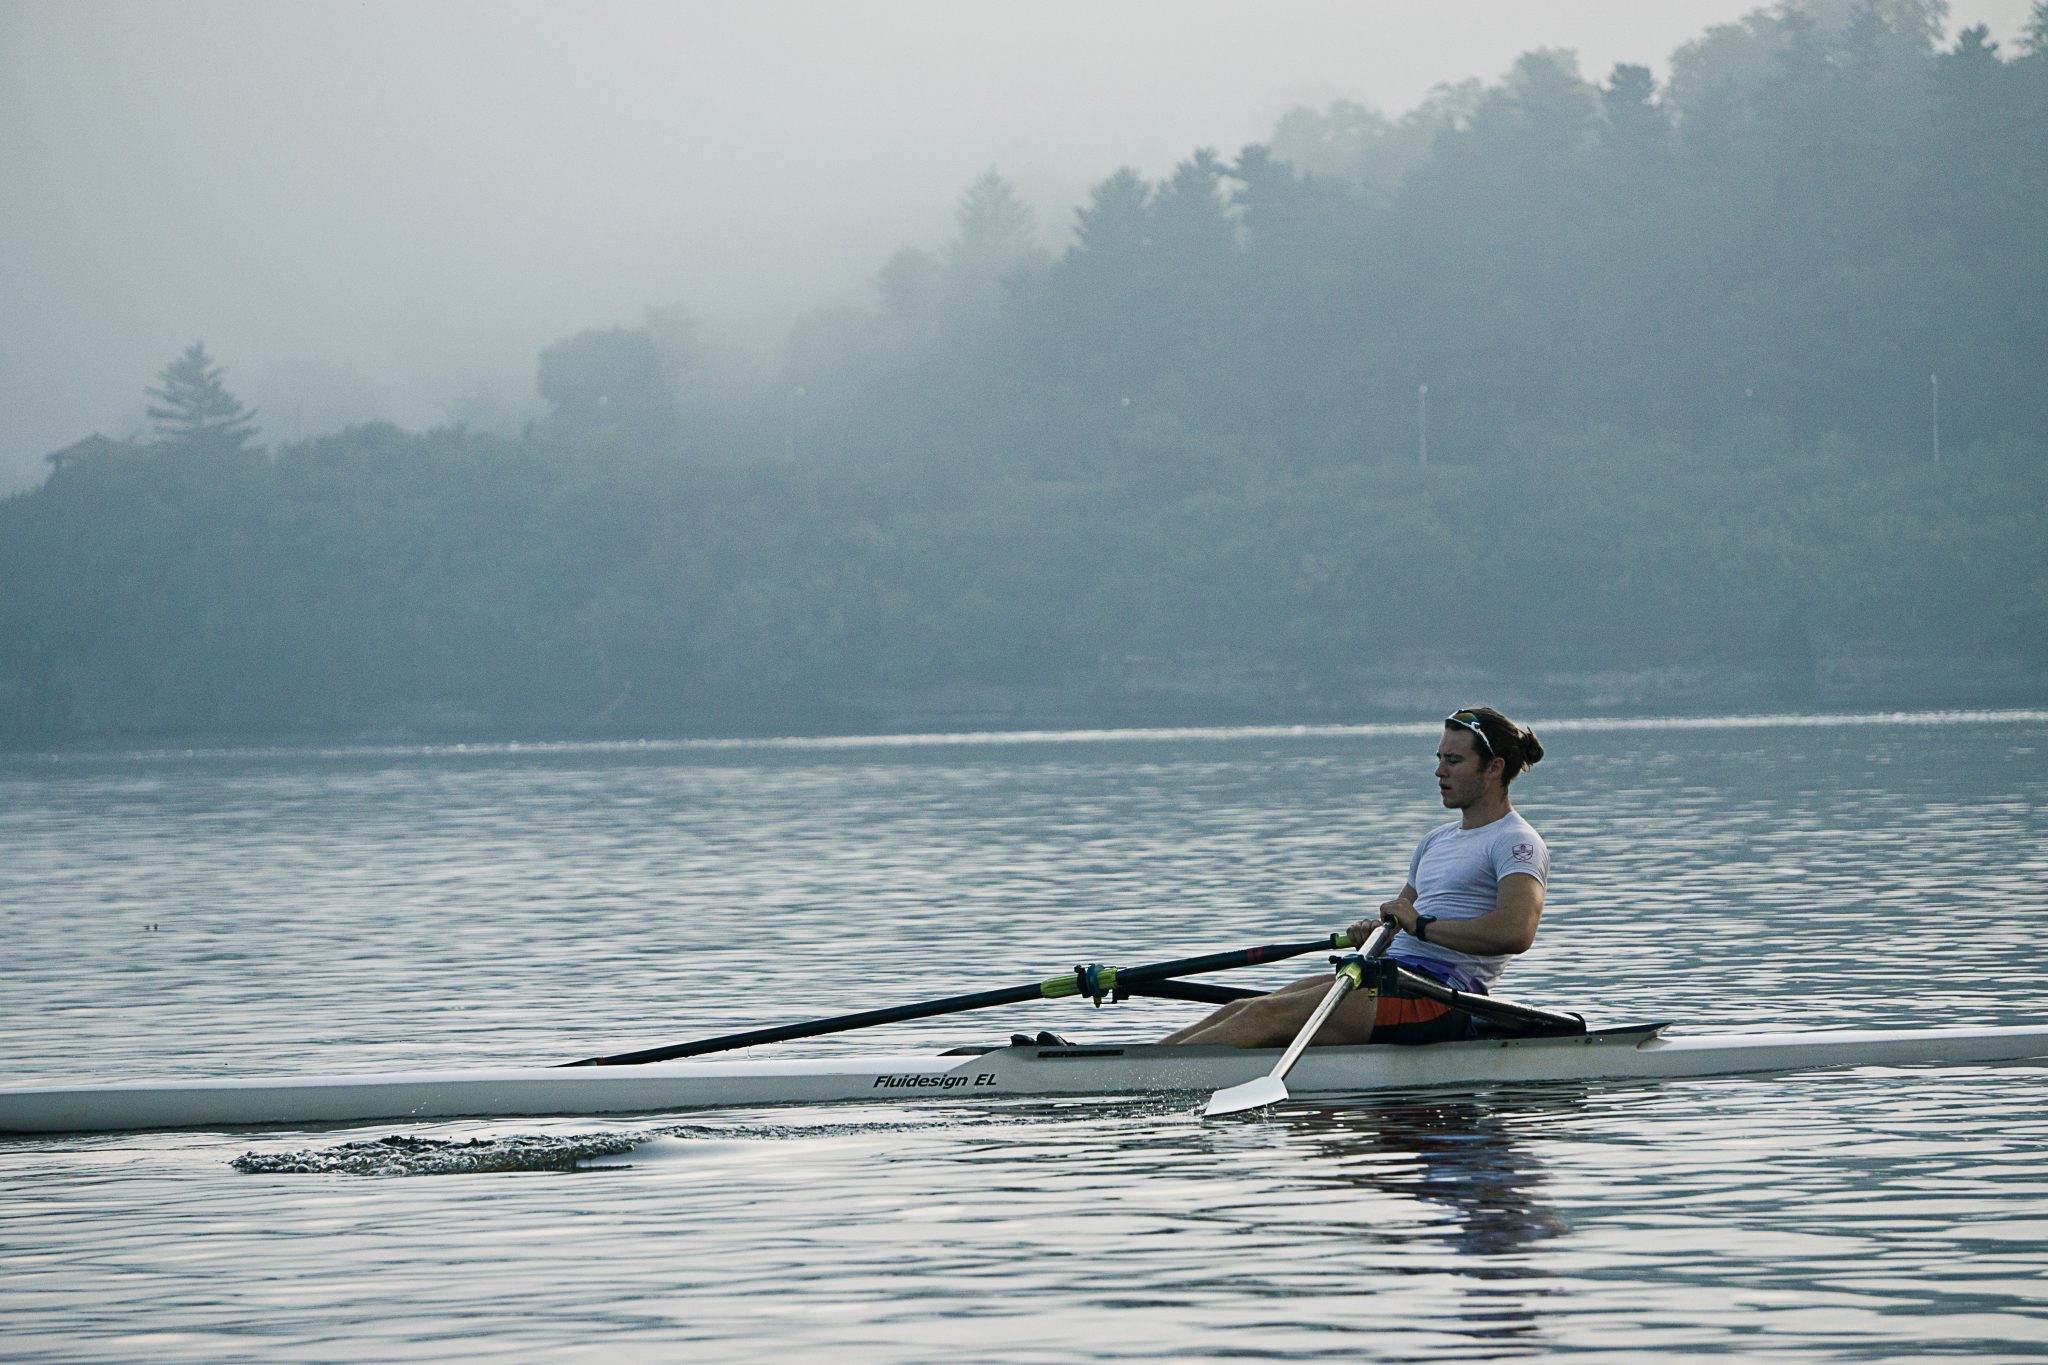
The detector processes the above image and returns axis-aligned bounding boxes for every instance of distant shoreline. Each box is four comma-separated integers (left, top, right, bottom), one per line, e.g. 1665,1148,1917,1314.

8,689,2043,763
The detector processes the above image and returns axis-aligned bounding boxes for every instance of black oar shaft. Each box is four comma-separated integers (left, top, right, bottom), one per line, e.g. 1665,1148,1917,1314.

564,980,1050,1066
1113,936,1348,986
1119,979,1262,1006
563,933,1349,1067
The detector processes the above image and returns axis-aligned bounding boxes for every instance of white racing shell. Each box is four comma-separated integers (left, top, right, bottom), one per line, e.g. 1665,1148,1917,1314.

6,1023,2048,1135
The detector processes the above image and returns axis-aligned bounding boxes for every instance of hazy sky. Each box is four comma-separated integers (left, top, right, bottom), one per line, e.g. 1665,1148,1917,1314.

1,0,2032,489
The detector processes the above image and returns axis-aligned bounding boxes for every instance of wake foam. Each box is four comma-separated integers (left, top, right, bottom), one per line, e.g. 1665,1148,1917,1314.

231,1132,642,1176
228,1102,1170,1175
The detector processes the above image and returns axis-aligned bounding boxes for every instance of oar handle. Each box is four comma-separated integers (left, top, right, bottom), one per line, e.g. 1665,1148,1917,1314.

1356,920,1393,959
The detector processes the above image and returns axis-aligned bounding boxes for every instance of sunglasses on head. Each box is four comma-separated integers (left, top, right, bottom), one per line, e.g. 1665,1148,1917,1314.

1445,710,1495,757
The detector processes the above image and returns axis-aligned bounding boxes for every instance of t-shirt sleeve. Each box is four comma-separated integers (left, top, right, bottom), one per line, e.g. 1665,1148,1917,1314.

1494,827,1548,885
1407,828,1435,889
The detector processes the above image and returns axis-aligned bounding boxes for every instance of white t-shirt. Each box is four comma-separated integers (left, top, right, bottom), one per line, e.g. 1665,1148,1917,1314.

1391,810,1548,992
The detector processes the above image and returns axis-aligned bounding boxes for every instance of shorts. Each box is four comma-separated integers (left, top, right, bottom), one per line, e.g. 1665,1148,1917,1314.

1369,960,1475,1045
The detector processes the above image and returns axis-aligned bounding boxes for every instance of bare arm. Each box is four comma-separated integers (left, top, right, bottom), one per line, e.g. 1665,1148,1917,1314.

1354,873,1545,956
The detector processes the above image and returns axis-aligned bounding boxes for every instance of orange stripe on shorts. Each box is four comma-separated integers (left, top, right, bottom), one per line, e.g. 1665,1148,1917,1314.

1376,996,1451,1027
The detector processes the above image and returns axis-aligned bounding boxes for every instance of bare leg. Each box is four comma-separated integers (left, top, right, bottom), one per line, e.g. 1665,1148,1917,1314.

1157,973,1379,1048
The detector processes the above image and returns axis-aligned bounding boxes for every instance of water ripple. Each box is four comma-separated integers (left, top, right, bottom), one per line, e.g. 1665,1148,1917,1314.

4,715,2047,1360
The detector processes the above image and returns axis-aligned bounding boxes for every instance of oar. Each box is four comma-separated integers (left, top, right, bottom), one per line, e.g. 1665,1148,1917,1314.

1203,920,1395,1117
562,931,1356,1066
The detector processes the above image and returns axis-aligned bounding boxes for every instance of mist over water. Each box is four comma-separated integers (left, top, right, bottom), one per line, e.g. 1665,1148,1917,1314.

2,0,2035,486
6,2,2045,1352
8,1,2043,753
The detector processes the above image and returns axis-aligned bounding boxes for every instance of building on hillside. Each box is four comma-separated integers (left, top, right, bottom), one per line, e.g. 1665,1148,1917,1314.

43,433,135,476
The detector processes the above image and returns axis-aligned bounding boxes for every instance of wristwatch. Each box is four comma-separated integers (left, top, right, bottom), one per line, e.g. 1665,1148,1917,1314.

1413,914,1437,942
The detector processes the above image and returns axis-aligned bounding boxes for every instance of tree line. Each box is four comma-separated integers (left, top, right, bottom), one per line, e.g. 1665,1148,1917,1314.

2,0,2043,743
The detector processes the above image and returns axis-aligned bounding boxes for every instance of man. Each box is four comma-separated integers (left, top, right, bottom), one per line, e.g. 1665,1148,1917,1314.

1159,707,1548,1048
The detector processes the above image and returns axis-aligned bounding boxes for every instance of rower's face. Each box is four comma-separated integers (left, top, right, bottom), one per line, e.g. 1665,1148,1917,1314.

1435,727,1497,808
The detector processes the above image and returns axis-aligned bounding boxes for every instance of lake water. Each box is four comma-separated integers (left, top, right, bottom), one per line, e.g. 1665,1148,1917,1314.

4,713,2046,1361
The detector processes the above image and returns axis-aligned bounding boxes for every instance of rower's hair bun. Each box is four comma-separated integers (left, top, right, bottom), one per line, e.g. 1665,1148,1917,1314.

1453,706,1542,785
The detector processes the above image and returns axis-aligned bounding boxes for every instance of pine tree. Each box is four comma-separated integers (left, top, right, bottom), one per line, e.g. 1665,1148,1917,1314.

147,342,259,450
947,170,1042,281
942,170,1048,322
2024,0,2048,57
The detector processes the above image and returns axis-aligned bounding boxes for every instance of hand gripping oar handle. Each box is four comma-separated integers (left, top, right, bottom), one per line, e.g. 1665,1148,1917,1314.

1204,921,1395,1117
562,931,1358,1066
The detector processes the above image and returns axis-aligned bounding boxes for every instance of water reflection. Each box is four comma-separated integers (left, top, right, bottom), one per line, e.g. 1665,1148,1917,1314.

1275,1094,1570,1253
1240,1090,1575,1351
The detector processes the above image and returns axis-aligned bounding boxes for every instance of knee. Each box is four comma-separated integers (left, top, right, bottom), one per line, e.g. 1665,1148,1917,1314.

1237,994,1309,1042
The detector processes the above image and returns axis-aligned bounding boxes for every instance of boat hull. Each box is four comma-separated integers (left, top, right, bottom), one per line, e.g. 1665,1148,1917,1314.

5,1024,2047,1135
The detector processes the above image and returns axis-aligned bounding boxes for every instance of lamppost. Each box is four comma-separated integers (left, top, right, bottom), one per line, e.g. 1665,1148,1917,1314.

1417,384,1429,467
1930,373,1939,466
787,385,806,462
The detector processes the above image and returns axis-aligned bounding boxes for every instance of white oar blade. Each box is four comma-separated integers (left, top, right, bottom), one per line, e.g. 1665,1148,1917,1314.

1204,1074,1289,1118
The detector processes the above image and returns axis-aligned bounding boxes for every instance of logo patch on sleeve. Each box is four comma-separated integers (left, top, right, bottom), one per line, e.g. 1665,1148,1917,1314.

1511,842,1536,863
